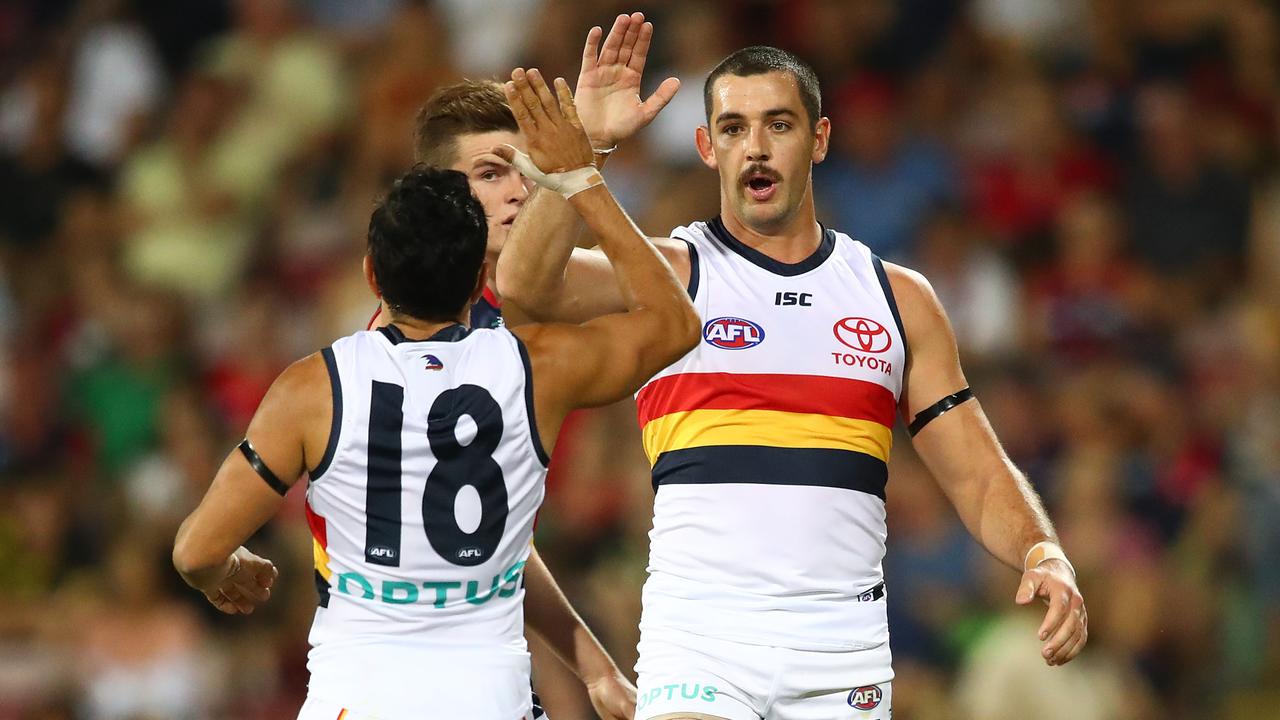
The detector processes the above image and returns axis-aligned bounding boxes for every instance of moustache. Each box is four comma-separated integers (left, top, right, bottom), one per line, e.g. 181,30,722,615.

739,164,782,185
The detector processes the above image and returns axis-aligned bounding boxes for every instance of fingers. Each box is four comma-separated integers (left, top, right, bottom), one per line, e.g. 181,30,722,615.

598,14,628,66
511,68,550,127
627,20,655,73
492,144,517,164
527,69,559,122
1058,613,1089,665
580,25,602,76
616,12,645,68
503,78,536,131
639,76,682,123
1038,585,1072,641
555,77,581,128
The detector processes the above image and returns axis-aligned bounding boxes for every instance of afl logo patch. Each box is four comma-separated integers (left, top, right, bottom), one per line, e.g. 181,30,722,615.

421,353,444,371
703,317,765,350
834,317,892,354
847,685,882,710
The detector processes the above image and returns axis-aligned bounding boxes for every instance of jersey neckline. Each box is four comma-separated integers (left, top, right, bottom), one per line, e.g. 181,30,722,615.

378,322,471,344
705,215,836,277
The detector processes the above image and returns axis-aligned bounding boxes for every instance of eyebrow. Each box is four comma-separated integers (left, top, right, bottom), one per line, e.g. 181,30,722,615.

715,108,800,124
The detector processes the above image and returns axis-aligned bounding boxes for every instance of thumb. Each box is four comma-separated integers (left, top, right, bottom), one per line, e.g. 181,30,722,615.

492,144,517,164
1015,571,1042,605
639,76,682,122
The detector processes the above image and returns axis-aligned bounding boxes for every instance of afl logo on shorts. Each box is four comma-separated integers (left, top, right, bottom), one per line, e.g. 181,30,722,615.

847,685,882,710
834,317,891,354
703,317,765,350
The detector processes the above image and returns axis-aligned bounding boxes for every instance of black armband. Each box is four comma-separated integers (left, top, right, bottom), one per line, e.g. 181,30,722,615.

907,387,975,437
238,439,290,496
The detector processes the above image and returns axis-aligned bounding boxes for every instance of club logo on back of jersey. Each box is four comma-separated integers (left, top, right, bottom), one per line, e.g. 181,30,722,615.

833,317,891,354
703,317,765,350
847,685,882,710
421,353,444,371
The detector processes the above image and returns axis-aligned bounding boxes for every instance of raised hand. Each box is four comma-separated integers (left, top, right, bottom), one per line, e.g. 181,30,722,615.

500,68,594,174
575,12,681,148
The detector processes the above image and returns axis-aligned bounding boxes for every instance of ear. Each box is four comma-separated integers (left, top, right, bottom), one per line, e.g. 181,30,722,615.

695,125,717,170
812,116,831,164
363,255,381,298
469,259,489,305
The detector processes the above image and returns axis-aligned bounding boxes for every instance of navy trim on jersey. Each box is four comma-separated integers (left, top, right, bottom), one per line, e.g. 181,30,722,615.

706,215,836,277
314,569,331,608
514,337,551,467
652,445,888,500
310,347,343,481
871,254,909,369
377,322,471,345
682,238,700,301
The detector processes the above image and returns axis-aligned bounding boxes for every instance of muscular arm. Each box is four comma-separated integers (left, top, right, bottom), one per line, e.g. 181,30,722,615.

172,354,331,609
887,262,1087,665
497,191,691,324
889,263,1055,567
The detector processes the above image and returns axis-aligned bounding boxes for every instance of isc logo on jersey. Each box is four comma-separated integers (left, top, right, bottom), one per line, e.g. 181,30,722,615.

703,317,765,350
847,685,882,710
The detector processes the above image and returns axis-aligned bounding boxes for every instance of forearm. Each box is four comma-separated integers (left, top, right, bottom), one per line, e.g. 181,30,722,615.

567,184,691,328
961,458,1059,571
495,187,581,317
523,546,620,682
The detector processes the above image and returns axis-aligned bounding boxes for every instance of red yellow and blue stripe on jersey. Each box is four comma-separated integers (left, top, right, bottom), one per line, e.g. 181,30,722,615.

305,500,333,607
636,372,897,499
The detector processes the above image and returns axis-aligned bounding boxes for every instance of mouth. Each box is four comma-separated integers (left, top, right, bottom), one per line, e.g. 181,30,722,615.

743,173,779,202
500,216,517,227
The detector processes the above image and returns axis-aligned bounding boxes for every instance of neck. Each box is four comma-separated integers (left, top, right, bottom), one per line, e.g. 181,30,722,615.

382,307,467,339
719,190,822,264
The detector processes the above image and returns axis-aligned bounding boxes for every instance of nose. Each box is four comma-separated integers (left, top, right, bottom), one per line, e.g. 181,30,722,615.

511,174,531,206
746,125,771,163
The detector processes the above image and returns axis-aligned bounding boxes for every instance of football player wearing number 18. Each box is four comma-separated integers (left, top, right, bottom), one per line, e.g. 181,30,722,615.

171,74,700,719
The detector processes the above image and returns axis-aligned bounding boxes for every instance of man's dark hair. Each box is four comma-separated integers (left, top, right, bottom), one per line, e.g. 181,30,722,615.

368,165,487,322
704,46,822,127
414,79,518,167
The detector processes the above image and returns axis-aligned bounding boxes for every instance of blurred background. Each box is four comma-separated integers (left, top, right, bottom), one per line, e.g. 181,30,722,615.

1,0,1278,718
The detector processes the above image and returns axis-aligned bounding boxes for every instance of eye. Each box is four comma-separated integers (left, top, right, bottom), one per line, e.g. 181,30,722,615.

479,170,500,181
770,121,790,132
723,125,743,136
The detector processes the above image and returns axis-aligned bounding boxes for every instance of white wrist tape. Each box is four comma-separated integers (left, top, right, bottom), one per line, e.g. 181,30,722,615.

1024,541,1075,576
503,145,603,198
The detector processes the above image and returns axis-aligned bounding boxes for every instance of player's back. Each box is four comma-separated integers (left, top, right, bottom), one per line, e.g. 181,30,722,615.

302,322,548,717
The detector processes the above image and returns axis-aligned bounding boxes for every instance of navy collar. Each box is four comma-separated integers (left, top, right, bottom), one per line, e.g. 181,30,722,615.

378,322,471,345
705,216,835,277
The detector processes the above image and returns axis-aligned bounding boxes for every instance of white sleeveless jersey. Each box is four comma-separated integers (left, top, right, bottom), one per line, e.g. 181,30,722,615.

301,323,549,713
636,217,907,651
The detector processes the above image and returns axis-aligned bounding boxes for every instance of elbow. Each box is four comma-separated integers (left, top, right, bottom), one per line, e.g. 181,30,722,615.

172,525,219,580
669,303,701,356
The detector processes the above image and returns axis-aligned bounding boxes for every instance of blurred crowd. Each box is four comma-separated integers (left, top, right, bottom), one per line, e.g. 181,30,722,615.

1,0,1278,718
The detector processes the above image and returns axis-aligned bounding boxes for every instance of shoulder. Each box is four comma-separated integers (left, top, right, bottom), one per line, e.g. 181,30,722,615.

881,261,950,338
265,352,333,413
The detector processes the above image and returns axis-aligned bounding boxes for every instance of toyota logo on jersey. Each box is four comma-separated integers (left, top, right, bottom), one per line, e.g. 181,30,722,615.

833,317,892,353
703,317,765,350
847,685,883,710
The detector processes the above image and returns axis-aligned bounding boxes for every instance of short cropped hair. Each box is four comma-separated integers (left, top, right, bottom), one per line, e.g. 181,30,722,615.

414,79,518,167
368,165,487,321
704,46,822,128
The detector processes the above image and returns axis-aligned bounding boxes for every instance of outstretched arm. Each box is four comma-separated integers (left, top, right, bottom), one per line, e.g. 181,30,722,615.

888,262,1087,667
496,12,689,324
497,67,698,448
523,546,635,719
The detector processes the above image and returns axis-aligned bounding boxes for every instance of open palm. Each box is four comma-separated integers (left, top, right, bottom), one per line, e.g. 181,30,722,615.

575,12,681,148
